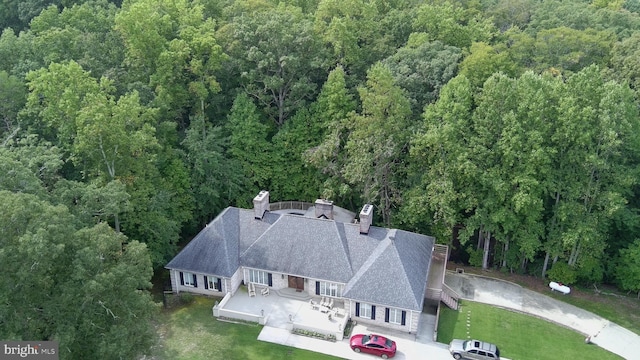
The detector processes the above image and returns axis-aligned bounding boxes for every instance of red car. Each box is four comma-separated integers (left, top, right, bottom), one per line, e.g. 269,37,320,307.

350,334,397,359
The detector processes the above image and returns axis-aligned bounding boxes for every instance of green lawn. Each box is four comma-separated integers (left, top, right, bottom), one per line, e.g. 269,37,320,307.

154,295,627,360
544,289,640,336
153,296,341,360
437,300,623,360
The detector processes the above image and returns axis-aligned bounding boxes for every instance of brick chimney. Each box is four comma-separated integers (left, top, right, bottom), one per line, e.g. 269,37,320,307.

253,190,270,219
314,199,334,219
359,204,373,234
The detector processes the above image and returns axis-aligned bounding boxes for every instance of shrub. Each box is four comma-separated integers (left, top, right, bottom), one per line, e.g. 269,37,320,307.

180,293,195,305
467,246,484,267
547,262,577,285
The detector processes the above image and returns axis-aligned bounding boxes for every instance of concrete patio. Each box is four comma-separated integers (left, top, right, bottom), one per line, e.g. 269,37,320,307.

214,285,349,340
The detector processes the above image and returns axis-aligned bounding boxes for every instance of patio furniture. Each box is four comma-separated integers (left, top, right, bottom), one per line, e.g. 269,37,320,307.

309,299,319,310
320,296,327,307
248,282,256,297
261,287,270,296
327,298,334,310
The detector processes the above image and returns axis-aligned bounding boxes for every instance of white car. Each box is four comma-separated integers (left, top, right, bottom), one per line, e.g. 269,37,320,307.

449,339,500,360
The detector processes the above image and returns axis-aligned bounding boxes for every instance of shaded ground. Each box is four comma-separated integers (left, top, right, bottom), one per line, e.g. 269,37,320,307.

446,262,640,335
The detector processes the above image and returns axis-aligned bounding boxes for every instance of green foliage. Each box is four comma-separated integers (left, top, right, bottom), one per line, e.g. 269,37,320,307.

223,3,327,126
270,108,324,201
467,247,484,267
314,0,381,77
547,262,578,284
616,239,640,296
304,66,357,202
412,2,495,49
182,114,244,225
382,39,462,116
28,1,124,80
0,70,26,137
226,93,273,202
459,41,518,88
116,0,226,122
344,63,412,225
0,191,157,359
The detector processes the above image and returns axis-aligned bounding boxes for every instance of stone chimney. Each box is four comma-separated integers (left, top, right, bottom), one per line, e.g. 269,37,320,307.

253,190,270,219
359,204,373,234
314,199,334,219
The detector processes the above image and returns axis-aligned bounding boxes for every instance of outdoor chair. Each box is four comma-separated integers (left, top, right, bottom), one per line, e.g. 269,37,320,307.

248,282,256,297
327,298,334,310
261,287,270,296
320,296,327,307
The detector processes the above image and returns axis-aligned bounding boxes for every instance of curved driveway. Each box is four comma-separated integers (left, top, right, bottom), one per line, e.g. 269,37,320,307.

445,272,640,360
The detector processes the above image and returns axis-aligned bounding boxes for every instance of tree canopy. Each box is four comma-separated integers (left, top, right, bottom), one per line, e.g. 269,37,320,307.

3,0,640,356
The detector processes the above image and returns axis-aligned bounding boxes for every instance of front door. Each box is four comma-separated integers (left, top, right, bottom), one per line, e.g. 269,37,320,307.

288,276,304,291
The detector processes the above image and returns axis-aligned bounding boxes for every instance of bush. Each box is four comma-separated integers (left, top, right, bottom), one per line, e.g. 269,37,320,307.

343,319,355,338
179,293,195,305
547,262,577,285
467,246,484,267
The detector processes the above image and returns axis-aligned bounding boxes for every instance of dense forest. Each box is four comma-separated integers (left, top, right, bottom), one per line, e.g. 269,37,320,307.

2,0,640,358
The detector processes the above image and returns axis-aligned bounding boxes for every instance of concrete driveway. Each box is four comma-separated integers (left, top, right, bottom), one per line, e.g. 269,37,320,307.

445,272,640,360
257,271,639,359
258,321,454,360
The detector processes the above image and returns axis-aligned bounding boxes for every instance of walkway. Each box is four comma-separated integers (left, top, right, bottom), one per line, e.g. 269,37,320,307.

445,271,640,360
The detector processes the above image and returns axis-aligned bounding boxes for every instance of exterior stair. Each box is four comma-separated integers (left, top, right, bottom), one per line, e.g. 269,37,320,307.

275,288,311,301
441,284,460,310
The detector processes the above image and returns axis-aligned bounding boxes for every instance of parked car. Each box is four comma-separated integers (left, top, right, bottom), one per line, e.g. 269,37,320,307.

449,339,500,360
350,334,397,359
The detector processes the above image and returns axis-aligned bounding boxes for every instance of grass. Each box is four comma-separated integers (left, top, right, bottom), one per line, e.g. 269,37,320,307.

457,266,640,336
437,301,623,360
153,287,632,360
545,287,640,336
153,296,342,360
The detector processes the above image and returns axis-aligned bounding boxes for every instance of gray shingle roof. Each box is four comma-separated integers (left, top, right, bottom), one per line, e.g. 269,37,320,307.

241,215,354,282
343,229,434,311
165,208,273,277
166,206,435,311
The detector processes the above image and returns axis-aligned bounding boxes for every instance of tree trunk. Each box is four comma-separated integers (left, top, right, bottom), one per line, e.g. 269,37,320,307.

542,251,550,278
482,231,491,269
477,225,484,250
502,238,509,268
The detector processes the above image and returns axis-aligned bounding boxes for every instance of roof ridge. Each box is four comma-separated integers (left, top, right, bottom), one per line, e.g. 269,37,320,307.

239,213,284,258
344,237,391,294
333,221,353,274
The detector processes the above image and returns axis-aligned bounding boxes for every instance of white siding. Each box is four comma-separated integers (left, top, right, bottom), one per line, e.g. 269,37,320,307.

349,299,416,333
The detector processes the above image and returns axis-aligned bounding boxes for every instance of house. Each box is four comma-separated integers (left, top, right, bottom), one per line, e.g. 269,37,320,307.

166,191,450,334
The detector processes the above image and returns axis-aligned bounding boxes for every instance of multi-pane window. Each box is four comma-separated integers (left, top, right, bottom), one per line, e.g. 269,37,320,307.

388,308,403,324
360,303,373,319
319,282,340,297
183,272,196,287
207,276,219,291
249,269,269,285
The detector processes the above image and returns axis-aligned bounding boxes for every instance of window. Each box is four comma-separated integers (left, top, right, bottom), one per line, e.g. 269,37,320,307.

181,272,197,287
385,308,406,325
387,308,403,324
205,276,220,291
355,303,376,320
248,269,269,285
319,282,340,297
